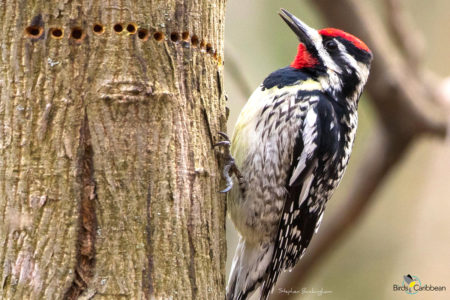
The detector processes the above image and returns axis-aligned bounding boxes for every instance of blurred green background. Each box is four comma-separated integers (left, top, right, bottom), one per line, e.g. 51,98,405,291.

224,0,450,299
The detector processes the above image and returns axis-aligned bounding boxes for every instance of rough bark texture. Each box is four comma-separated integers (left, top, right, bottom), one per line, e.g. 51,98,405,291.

0,1,227,299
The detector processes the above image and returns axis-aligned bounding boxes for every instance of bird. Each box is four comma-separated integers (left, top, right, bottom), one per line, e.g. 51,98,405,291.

404,274,417,289
218,8,373,300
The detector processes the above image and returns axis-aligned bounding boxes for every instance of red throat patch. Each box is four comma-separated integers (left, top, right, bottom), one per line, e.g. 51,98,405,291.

290,43,318,69
319,28,371,53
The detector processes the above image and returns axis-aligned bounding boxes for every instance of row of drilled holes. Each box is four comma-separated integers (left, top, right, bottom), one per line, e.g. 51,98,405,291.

25,23,219,59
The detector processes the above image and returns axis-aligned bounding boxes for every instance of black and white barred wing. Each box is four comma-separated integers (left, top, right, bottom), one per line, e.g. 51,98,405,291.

261,99,339,298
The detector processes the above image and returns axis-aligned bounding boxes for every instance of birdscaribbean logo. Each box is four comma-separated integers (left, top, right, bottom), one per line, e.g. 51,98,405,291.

392,274,447,294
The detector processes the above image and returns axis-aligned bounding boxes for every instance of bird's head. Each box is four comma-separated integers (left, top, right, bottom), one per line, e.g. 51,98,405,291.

279,9,372,106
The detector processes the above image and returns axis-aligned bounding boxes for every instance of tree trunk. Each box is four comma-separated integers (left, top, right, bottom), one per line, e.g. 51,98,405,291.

0,1,227,299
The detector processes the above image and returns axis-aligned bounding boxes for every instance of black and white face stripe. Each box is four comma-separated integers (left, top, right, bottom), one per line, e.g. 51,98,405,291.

328,36,373,64
322,37,370,73
312,36,372,104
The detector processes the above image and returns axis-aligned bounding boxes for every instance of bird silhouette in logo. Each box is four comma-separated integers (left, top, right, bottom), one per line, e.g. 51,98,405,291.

404,274,417,290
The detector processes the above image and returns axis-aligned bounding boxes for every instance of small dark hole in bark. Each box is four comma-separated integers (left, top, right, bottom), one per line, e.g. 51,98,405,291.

138,29,149,40
206,43,213,53
70,27,84,40
50,28,63,38
126,23,137,34
113,23,123,33
170,32,180,42
93,24,104,34
191,35,199,47
25,26,43,38
181,31,189,41
153,32,164,41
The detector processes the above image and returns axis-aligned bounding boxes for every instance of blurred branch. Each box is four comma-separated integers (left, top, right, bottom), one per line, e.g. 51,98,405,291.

273,0,449,298
384,0,423,71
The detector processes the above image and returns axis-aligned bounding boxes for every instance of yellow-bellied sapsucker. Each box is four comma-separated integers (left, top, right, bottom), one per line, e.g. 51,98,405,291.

220,9,373,300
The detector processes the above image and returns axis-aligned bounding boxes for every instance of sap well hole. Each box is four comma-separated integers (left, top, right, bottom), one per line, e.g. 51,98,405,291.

206,43,213,53
126,23,137,34
93,24,105,34
138,29,149,40
170,32,180,42
191,35,199,47
113,23,124,33
50,28,63,39
70,27,84,40
153,32,164,41
25,26,43,38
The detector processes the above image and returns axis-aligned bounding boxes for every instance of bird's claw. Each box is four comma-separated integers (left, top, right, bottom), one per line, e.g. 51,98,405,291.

213,140,231,148
215,132,241,193
220,185,233,193
218,131,230,140
214,132,231,148
219,163,234,193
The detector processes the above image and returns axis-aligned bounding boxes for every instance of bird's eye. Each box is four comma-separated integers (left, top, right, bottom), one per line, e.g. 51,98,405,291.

325,40,338,51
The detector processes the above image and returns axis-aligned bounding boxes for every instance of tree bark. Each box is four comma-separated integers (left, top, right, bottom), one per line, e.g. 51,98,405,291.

0,1,227,299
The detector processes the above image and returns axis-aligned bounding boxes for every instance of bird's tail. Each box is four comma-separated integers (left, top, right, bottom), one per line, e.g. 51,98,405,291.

226,237,274,300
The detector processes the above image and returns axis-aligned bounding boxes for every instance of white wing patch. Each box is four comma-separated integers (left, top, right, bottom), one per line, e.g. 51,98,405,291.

298,168,315,207
289,108,318,186
315,211,325,234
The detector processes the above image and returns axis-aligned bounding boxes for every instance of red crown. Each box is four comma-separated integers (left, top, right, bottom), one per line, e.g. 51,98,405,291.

319,28,371,53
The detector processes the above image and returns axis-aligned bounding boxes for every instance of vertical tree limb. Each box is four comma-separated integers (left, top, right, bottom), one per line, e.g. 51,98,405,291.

0,1,227,299
384,0,424,71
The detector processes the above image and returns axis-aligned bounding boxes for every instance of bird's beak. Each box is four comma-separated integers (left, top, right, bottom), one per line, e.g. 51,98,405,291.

279,8,318,49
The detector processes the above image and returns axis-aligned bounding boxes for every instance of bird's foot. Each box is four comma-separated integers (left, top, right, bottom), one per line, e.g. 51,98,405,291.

214,132,244,193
